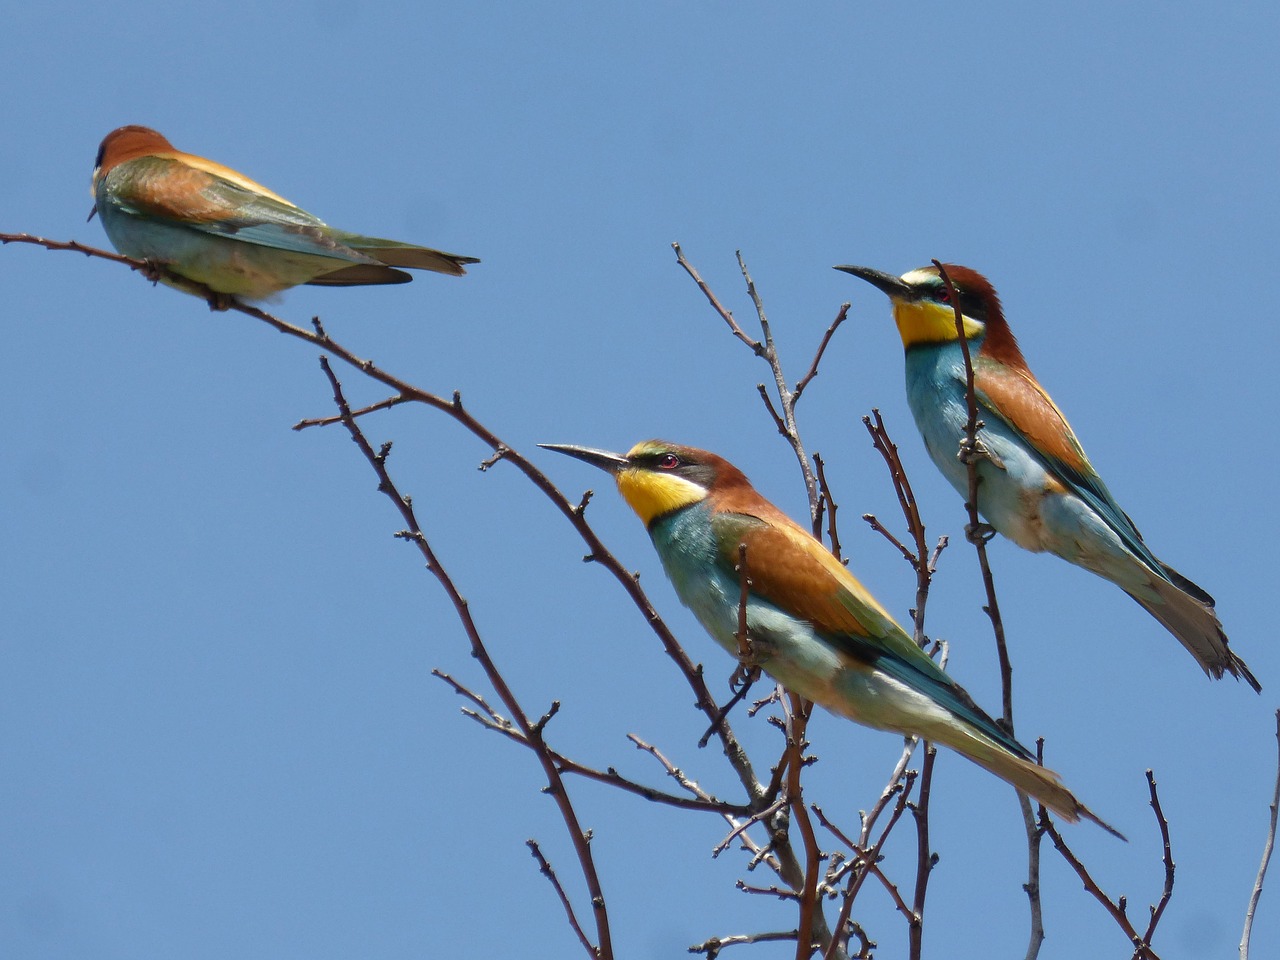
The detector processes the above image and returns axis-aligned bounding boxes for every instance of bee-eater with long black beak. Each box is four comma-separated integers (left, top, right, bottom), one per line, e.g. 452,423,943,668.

542,440,1118,833
836,263,1258,692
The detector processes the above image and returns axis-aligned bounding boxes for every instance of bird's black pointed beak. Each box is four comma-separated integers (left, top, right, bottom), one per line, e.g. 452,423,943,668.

834,264,914,300
86,203,98,223
539,443,630,475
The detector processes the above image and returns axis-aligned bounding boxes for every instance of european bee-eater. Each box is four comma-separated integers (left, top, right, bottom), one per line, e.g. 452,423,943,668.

90,125,478,302
543,440,1117,832
836,263,1258,692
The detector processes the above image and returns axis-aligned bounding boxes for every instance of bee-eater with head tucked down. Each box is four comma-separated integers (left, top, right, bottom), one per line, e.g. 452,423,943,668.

542,439,1119,833
836,262,1258,692
90,125,478,303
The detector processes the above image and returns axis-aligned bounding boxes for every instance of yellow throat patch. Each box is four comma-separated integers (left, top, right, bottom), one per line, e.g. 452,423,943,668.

892,299,984,348
616,468,707,525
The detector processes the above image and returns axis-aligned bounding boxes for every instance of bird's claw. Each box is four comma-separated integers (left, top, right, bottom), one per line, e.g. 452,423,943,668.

965,521,997,545
957,433,1005,470
730,663,760,691
138,258,167,284
205,292,235,312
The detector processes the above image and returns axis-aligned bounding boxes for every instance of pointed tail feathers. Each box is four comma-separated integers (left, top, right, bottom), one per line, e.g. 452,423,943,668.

1129,573,1260,693
344,237,480,277
935,723,1124,839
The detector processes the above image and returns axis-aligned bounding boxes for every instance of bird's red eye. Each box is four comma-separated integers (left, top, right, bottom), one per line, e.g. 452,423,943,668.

937,286,951,303
657,453,680,470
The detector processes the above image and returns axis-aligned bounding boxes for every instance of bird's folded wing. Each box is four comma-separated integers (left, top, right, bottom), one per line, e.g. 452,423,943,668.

109,156,374,262
710,508,1027,758
972,356,1161,570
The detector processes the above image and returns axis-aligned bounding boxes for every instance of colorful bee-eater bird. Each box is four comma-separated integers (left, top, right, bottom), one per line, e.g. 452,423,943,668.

542,439,1118,833
836,262,1259,692
90,125,478,303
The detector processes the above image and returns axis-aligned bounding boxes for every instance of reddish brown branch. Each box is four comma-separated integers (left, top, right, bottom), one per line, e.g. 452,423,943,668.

783,694,821,960
793,303,850,402
861,410,943,648
907,745,937,960
675,244,852,530
528,840,597,957
293,394,409,430
1041,773,1172,960
318,357,611,957
672,242,763,354
1143,770,1175,945
933,262,1014,723
935,260,1043,956
812,453,844,562
436,668,753,814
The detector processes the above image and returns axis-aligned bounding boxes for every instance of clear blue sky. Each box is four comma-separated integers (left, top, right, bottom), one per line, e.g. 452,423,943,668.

3,3,1278,958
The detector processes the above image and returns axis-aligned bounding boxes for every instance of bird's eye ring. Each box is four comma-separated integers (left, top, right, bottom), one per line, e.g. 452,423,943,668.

937,285,952,304
657,453,681,470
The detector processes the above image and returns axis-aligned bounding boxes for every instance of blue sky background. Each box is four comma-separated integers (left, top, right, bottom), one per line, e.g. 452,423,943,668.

3,3,1278,958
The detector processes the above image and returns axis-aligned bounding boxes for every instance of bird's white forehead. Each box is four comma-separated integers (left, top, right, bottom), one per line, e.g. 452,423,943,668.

900,267,938,285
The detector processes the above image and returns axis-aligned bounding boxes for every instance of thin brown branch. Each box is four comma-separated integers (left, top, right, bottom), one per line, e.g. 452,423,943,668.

822,765,919,960
812,804,914,922
757,383,789,436
1241,710,1280,959
675,244,838,526
527,840,597,957
1143,770,1175,944
932,262,1013,722
557,749,751,815
2,231,156,268
812,453,844,562
738,881,802,901
672,241,763,353
292,394,409,431
1019,789,1045,960
737,250,820,523
628,734,782,874
861,411,937,647
793,303,851,403
713,797,790,858
935,261,1042,955
690,930,798,956
698,679,762,750
845,922,875,960
907,744,937,960
784,694,822,960
436,650,753,815
317,358,612,959
862,513,916,568
432,668,507,725
1042,803,1165,960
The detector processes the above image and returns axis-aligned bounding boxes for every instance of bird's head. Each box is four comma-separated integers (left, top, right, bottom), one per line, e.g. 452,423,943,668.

92,125,175,188
835,262,1021,363
541,440,744,526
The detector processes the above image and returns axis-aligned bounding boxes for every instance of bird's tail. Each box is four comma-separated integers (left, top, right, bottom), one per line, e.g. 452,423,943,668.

343,236,480,277
868,656,1121,836
938,725,1125,840
1128,564,1260,693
